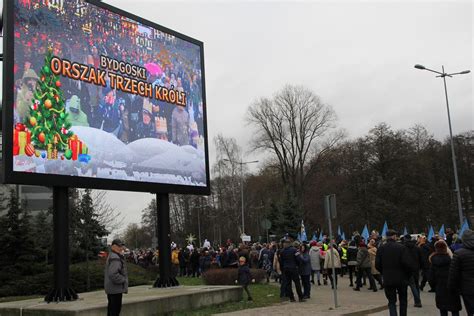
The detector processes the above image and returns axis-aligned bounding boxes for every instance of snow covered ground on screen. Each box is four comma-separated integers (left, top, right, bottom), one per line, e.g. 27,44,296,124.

13,127,207,187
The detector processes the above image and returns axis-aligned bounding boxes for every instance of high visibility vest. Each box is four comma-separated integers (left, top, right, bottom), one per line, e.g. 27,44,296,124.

323,244,329,251
341,247,348,261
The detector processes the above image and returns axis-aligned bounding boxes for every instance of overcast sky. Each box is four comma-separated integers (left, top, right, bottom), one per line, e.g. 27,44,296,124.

101,0,472,233
4,1,473,234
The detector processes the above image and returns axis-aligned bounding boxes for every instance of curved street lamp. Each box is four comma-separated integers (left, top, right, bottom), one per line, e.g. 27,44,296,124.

414,64,471,228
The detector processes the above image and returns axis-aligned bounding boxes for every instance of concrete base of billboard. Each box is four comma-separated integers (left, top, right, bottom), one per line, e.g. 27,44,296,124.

0,285,243,315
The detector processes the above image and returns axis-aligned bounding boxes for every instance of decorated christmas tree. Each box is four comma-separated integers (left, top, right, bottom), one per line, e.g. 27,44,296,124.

25,48,73,152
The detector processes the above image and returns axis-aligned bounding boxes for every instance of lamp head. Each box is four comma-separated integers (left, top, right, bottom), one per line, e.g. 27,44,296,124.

414,64,426,70
460,70,471,75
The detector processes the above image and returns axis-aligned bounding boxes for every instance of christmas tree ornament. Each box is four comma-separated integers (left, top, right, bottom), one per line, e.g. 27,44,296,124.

15,123,26,131
64,149,73,160
41,152,46,159
41,75,45,82
61,127,68,135
25,143,35,157
43,65,50,74
35,150,41,157
29,117,37,126
44,99,52,109
55,80,61,88
60,112,65,119
38,132,46,143
61,155,64,160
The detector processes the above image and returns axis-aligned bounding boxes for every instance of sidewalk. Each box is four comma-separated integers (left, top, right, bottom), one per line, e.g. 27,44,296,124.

215,275,438,316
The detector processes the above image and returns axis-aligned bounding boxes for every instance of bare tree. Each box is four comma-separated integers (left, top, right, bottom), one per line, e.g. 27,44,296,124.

246,85,343,211
90,190,124,233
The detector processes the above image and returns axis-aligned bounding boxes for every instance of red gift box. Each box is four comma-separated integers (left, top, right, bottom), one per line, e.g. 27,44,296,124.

68,135,83,161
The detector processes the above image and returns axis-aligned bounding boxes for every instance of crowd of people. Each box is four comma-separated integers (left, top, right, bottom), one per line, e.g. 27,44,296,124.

119,227,473,316
14,1,204,148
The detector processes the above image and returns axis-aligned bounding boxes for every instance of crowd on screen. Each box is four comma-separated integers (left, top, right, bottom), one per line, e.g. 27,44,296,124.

14,1,204,148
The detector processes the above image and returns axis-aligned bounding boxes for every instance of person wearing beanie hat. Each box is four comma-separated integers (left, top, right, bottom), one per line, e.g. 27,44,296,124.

430,240,462,315
448,229,474,316
309,241,322,285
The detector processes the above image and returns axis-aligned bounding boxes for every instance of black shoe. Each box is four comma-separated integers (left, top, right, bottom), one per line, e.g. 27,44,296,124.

368,287,374,290
299,298,306,302
380,286,384,290
349,283,353,287
290,298,296,302
353,287,360,291
414,303,422,308
311,280,315,284
248,297,253,302
318,281,321,286
373,289,378,292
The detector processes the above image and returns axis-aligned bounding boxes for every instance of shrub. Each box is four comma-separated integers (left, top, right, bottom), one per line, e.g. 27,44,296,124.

201,268,266,285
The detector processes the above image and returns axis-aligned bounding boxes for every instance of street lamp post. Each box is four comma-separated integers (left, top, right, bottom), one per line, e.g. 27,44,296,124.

414,64,470,228
223,158,259,235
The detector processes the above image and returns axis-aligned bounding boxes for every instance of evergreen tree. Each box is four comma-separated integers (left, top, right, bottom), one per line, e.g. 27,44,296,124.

25,48,73,151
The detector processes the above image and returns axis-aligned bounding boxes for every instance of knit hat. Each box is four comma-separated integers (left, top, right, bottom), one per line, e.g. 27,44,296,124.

434,240,448,254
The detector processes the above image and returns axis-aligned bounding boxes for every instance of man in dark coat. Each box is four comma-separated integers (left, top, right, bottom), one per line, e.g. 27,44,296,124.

280,239,304,302
448,229,474,316
403,235,424,307
376,230,415,316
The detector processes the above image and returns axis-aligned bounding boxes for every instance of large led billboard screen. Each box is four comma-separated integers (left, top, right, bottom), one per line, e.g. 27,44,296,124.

2,0,209,194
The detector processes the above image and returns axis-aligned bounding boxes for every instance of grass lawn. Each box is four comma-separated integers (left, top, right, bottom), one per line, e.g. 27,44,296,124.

173,282,281,316
0,295,42,303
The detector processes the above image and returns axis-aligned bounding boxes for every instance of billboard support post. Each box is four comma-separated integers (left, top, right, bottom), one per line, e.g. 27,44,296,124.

45,186,78,302
153,193,179,287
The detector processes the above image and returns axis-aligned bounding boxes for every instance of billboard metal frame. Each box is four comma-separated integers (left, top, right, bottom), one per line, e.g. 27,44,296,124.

2,0,211,195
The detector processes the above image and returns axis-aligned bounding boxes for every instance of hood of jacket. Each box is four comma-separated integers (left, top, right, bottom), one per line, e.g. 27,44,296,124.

462,229,474,249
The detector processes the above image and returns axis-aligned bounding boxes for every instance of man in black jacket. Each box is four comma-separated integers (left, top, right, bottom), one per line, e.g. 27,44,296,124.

279,239,304,302
448,229,474,316
403,235,423,307
376,230,415,316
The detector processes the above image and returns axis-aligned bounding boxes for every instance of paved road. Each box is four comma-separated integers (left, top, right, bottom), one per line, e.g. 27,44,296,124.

216,274,440,316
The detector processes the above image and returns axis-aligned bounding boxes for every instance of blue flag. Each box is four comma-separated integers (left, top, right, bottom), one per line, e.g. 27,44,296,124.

337,226,342,237
318,231,323,242
300,220,307,242
341,232,346,241
297,232,301,241
460,219,470,238
361,225,370,241
439,224,445,239
381,221,388,237
403,226,408,236
427,225,435,241
312,233,317,241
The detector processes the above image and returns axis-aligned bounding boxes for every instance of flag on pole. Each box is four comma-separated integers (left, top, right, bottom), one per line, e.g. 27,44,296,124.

318,231,323,242
297,232,301,241
403,226,408,236
361,225,370,241
337,226,342,237
460,219,470,238
312,233,317,241
427,225,435,241
439,224,446,239
300,220,307,242
342,232,346,241
381,221,388,237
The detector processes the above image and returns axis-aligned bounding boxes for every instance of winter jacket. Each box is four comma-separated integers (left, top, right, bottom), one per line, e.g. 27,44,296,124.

347,242,358,266
430,254,462,312
356,247,371,269
375,239,414,287
448,229,474,296
298,252,312,276
280,246,299,270
104,251,128,295
368,247,380,275
419,242,432,270
309,246,321,271
323,248,341,269
238,264,252,285
404,239,425,274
